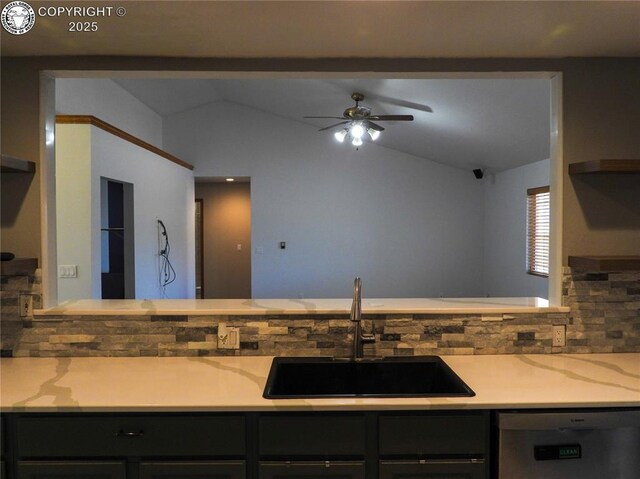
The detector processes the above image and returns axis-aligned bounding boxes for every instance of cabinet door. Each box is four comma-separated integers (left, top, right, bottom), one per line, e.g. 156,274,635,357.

379,414,487,456
17,461,126,479
140,461,245,479
17,416,245,458
259,461,365,479
380,460,485,479
259,415,366,457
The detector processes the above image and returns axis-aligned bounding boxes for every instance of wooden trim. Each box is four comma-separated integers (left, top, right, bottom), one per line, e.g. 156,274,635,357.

56,115,194,170
569,159,640,175
526,185,550,196
568,256,640,271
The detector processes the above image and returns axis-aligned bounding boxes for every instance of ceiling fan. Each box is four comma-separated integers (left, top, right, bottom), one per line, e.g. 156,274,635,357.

304,92,414,146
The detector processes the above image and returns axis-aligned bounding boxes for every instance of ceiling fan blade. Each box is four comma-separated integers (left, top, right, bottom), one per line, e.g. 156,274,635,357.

372,96,433,113
318,121,350,132
364,120,385,132
368,115,414,121
304,116,346,119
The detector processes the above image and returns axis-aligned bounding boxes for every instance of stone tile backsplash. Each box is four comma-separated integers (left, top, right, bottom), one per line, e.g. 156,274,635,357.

14,312,571,358
0,266,41,357
7,268,639,357
562,268,640,353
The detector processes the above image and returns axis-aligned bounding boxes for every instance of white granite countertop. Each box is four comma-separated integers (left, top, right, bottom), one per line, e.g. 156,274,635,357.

34,297,569,316
1,354,638,412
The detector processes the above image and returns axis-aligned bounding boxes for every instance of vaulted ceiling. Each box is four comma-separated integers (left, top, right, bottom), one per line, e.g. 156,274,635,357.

114,76,551,172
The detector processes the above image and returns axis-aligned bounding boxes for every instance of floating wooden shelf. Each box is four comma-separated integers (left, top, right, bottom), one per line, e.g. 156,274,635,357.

569,159,640,175
568,256,640,271
1,154,36,174
0,258,38,276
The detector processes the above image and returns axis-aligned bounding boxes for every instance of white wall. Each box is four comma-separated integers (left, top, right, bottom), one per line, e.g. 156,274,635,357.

483,159,550,298
56,124,93,300
56,124,195,301
56,78,163,148
164,101,485,298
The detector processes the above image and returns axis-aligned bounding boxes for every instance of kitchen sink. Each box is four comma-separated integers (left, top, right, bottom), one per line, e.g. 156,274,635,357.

263,356,475,399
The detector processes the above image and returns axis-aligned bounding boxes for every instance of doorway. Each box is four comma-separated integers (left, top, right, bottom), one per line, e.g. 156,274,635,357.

100,177,135,299
195,179,251,298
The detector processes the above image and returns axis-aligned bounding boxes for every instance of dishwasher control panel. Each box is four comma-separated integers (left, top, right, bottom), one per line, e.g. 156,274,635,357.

534,444,582,460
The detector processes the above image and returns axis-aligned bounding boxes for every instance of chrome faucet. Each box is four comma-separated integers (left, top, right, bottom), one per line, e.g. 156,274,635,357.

350,277,375,360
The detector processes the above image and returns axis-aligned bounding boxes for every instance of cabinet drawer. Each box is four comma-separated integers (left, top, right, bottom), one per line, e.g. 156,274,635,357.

140,461,246,479
379,414,487,456
380,460,485,479
17,461,126,479
259,461,365,479
259,415,366,457
17,415,245,458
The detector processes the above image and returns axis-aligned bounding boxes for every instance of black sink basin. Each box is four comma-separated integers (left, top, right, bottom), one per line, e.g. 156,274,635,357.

263,356,475,399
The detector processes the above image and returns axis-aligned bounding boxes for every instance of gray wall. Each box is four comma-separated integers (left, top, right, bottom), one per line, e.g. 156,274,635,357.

55,79,195,300
483,159,550,298
55,123,195,300
56,78,164,148
165,101,485,298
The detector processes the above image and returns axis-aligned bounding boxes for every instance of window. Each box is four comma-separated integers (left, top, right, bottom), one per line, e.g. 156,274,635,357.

527,186,550,277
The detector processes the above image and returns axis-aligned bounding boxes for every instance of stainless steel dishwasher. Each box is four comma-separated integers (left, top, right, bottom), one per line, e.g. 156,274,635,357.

498,409,640,479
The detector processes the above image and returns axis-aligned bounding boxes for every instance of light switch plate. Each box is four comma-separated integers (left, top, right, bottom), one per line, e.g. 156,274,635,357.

58,265,78,278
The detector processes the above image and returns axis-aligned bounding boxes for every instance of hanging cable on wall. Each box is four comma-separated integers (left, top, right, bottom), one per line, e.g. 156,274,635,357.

157,219,176,297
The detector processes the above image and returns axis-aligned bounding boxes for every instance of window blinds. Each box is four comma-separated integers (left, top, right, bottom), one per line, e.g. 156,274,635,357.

527,186,550,276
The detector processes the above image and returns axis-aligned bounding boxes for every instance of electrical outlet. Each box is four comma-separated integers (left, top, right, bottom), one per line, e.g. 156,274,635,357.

19,294,33,317
217,323,240,350
553,325,566,347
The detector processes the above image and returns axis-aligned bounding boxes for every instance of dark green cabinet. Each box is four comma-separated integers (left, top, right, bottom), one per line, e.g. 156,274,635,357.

379,414,487,456
6,415,247,479
378,413,489,479
259,415,366,457
380,460,485,479
259,461,365,479
17,416,245,458
16,461,126,479
2,411,489,479
139,461,246,479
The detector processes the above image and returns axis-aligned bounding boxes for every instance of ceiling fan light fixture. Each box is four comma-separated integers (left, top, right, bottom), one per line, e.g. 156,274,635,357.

334,129,348,143
309,93,413,147
350,122,365,140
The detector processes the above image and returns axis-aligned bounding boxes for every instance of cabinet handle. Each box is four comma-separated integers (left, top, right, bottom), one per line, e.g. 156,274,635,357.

115,429,145,437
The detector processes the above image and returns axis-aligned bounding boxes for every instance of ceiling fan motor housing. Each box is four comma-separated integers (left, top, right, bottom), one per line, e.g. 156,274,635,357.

344,106,372,119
